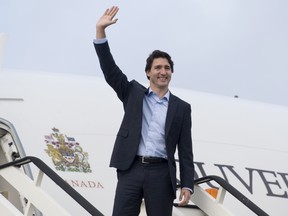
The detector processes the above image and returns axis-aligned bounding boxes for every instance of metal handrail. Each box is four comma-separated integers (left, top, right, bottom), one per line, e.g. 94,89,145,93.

194,175,269,216
0,156,104,216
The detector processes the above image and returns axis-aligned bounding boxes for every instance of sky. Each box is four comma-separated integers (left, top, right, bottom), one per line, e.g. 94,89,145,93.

1,0,288,106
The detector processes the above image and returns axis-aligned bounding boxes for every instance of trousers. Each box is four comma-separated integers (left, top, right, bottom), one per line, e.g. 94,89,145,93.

112,159,174,216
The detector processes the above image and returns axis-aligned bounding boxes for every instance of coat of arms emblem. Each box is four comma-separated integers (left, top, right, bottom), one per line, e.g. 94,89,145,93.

44,128,92,173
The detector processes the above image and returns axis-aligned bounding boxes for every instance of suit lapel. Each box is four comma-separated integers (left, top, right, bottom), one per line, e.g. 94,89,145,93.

165,93,178,139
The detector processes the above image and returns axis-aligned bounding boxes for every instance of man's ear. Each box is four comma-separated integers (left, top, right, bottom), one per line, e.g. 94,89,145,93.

146,71,150,79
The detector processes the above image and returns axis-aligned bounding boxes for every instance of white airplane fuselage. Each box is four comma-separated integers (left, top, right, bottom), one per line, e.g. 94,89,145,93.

1,68,288,215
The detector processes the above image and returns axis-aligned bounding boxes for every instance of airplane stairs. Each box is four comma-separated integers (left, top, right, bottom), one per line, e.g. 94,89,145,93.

0,118,269,216
0,156,270,216
0,156,103,216
172,175,269,216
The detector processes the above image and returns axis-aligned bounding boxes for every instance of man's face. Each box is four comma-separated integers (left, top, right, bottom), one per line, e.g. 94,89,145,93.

146,57,172,91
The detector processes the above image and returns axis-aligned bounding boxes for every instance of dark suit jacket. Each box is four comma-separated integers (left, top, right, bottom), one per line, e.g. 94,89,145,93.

94,41,194,196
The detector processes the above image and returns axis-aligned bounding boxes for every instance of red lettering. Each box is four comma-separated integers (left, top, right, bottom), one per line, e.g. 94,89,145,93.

97,182,104,189
70,180,80,187
80,181,88,188
88,181,96,188
65,179,104,189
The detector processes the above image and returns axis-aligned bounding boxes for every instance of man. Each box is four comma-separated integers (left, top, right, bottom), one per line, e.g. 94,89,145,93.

94,6,194,216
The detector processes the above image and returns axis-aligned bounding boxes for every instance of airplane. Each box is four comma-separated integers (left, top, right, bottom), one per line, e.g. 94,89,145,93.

1,26,288,215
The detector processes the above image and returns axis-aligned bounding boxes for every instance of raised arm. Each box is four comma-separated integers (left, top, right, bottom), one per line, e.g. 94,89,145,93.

96,6,119,39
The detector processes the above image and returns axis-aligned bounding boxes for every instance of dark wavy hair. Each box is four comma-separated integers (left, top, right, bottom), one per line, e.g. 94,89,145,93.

145,50,174,80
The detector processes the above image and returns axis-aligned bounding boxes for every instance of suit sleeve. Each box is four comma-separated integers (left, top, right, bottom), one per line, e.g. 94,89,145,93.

178,104,194,191
94,41,130,102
